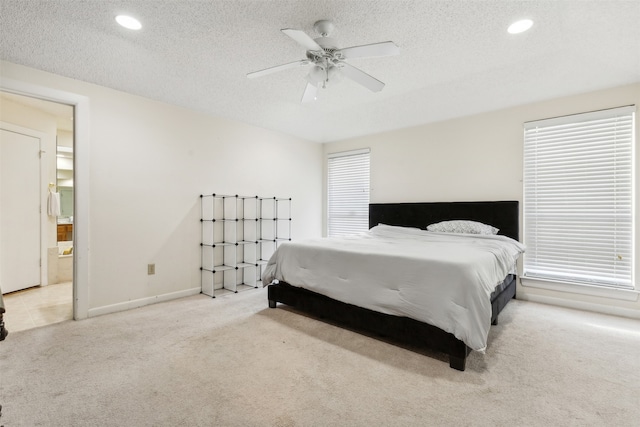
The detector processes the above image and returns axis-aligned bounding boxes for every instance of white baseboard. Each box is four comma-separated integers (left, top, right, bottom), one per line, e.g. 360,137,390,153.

518,292,640,320
87,287,202,318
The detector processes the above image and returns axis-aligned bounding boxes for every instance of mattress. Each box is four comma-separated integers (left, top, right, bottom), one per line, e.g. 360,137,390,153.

262,224,525,351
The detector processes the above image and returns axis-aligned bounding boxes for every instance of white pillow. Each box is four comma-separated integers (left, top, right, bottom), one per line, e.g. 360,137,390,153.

426,220,499,235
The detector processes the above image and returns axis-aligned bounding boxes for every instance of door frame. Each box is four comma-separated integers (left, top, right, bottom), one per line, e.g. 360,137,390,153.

0,122,49,289
1,78,90,320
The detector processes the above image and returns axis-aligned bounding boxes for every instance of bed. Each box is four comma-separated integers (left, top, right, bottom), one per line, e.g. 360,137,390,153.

264,201,522,371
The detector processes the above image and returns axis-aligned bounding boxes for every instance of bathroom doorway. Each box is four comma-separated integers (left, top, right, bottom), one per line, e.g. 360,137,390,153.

0,92,74,332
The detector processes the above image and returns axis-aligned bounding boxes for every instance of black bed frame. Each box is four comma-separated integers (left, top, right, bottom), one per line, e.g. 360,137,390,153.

267,201,519,371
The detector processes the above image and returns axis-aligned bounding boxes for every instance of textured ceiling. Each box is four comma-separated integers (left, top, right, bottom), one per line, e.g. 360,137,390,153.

1,0,639,143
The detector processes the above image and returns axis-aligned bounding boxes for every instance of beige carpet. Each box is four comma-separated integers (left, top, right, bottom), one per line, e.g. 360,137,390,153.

0,287,639,426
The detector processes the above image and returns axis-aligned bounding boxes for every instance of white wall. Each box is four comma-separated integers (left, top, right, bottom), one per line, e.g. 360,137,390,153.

324,83,640,318
1,61,323,316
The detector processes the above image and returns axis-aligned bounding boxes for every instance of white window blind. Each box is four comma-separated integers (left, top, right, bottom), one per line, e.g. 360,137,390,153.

523,106,635,289
327,149,370,237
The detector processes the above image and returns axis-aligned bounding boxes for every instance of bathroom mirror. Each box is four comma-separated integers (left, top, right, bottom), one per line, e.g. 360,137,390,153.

58,186,73,218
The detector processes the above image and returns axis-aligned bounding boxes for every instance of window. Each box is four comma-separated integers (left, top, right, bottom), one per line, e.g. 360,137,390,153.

327,149,370,237
523,106,635,290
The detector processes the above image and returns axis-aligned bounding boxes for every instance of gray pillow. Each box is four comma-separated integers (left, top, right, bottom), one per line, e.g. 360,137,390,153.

426,220,499,235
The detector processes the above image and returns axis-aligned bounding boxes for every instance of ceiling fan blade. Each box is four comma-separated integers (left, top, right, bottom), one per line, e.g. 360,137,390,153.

337,41,400,59
339,62,385,92
281,28,322,52
301,83,318,103
247,60,310,78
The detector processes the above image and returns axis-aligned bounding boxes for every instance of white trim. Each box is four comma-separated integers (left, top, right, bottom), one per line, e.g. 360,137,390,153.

87,287,202,318
521,276,639,301
518,291,640,320
73,94,90,320
1,77,90,320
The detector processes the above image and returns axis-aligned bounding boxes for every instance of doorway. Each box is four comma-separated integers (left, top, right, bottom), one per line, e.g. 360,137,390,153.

0,92,74,331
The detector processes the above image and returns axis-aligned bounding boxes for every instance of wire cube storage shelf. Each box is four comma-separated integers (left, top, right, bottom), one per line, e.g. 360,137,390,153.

200,193,291,297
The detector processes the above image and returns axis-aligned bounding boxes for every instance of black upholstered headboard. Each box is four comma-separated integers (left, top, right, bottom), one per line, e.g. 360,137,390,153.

369,201,519,241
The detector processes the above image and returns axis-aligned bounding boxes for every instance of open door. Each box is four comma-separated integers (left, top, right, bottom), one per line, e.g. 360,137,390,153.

0,128,41,294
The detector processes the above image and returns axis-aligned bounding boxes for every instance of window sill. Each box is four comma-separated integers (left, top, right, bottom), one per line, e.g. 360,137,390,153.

521,277,639,302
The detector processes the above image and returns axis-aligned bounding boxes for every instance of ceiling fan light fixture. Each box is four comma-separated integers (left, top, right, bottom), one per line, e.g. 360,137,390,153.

116,15,142,30
508,19,533,34
308,65,326,84
327,65,341,83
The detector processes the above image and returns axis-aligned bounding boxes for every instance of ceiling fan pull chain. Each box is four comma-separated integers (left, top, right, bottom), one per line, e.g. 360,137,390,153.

324,59,329,87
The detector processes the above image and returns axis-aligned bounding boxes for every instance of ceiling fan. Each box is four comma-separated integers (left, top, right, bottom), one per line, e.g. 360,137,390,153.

247,19,400,103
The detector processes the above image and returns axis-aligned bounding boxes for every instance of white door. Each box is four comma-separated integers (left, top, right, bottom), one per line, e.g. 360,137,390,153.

0,128,41,294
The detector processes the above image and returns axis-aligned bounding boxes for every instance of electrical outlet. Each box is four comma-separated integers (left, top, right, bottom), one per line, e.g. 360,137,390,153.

147,264,155,275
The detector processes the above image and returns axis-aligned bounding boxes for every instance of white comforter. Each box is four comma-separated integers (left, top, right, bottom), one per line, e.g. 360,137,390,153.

262,224,525,352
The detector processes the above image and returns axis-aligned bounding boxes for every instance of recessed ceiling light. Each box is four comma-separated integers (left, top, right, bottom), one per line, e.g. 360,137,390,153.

116,15,142,30
508,19,533,34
